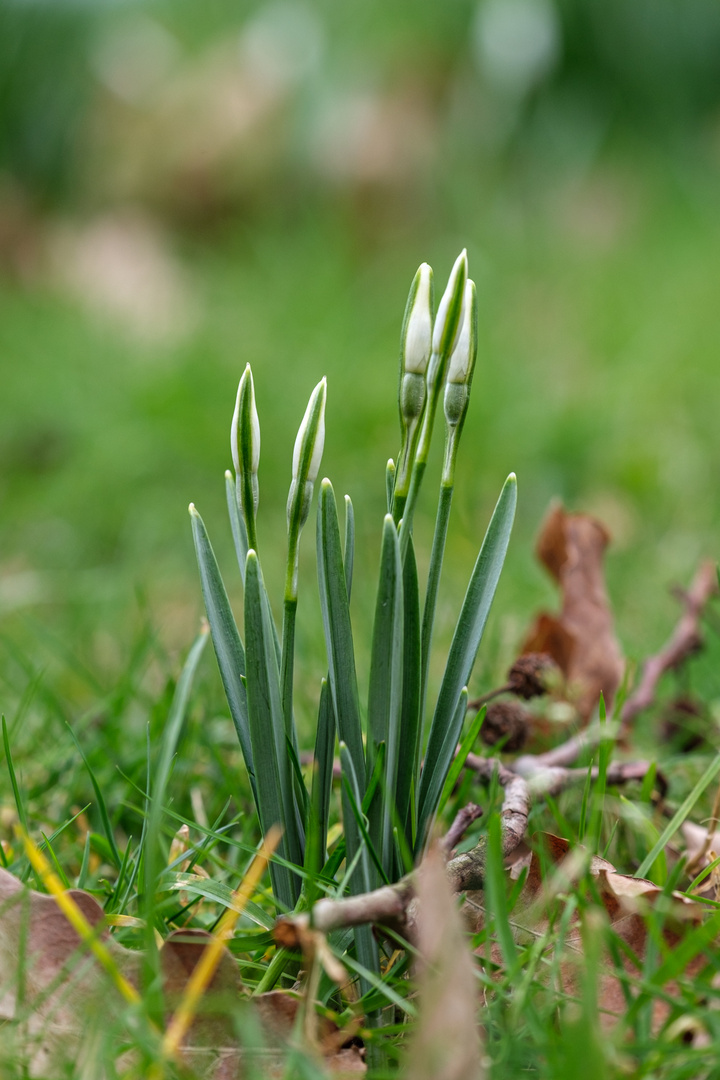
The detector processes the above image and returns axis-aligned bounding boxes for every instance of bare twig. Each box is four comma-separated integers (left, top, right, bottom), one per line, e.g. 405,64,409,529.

441,803,483,854
275,767,527,944
620,560,717,733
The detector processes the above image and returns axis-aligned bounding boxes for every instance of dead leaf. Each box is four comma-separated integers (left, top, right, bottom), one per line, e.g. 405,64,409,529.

523,502,624,721
404,845,485,1080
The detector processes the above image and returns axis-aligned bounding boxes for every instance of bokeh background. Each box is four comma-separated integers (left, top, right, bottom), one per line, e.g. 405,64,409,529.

2,0,720,712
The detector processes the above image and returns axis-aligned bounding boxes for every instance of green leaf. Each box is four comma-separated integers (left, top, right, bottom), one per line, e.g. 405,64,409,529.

308,679,335,869
65,721,122,871
189,505,254,794
317,480,365,791
225,470,248,583
244,550,302,907
366,514,404,879
395,537,422,852
416,474,517,849
635,752,720,879
339,743,381,985
344,494,355,600
436,693,480,818
163,873,274,930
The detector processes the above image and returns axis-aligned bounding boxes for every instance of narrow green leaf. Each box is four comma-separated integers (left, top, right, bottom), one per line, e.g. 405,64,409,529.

636,752,720,879
310,679,335,867
244,551,303,907
225,470,248,583
385,459,395,514
416,474,517,848
366,515,404,878
436,694,480,818
317,481,365,791
395,537,422,850
65,722,122,870
190,505,254,792
344,494,355,600
341,747,390,888
339,743,381,984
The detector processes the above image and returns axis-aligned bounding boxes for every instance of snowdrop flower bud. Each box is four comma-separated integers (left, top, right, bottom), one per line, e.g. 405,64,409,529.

231,365,261,539
442,280,477,485
402,263,433,376
432,249,468,361
444,279,477,426
399,263,433,430
287,377,327,537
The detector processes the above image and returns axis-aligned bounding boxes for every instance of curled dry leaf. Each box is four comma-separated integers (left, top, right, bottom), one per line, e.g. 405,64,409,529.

0,865,365,1079
404,844,485,1080
0,866,140,1076
523,502,624,722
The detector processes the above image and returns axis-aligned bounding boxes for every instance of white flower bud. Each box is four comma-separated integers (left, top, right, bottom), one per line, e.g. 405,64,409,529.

446,280,477,386
231,364,260,477
292,377,326,486
432,249,468,359
402,263,433,375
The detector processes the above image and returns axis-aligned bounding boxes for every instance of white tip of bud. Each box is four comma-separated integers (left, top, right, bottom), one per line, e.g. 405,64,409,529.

292,377,327,486
447,279,477,385
432,249,468,358
402,263,433,375
188,503,198,516
231,364,260,477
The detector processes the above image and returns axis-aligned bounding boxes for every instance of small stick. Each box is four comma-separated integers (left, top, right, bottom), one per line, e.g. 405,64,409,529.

620,560,717,733
441,803,483,854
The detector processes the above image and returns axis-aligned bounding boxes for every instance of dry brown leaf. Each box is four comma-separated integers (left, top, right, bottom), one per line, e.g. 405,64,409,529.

523,502,624,722
0,866,365,1078
404,845,485,1080
480,833,712,1033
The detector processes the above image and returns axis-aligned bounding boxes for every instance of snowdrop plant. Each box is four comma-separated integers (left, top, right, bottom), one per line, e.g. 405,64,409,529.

189,251,516,982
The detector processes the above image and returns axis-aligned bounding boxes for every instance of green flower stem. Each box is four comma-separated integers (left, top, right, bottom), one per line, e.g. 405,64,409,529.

419,479,454,723
237,475,258,555
254,947,293,993
397,351,444,556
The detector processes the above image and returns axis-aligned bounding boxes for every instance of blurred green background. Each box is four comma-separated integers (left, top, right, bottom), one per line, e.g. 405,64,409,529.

2,0,720,710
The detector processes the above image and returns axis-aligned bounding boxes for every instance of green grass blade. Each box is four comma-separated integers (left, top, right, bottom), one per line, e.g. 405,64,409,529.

366,514,404,878
65,721,122,870
317,480,365,791
189,504,255,792
395,536,422,851
636,752,720,878
2,715,40,885
416,474,517,848
244,550,302,907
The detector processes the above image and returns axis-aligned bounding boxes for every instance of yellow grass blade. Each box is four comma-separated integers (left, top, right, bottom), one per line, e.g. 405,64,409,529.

17,826,142,1007
161,824,283,1059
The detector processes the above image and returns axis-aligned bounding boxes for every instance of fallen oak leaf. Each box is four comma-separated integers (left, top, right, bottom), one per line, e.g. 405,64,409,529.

523,502,624,722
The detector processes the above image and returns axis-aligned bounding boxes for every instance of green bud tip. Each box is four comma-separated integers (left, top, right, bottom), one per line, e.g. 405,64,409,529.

224,469,233,481
188,503,198,517
432,249,468,358
231,363,260,477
